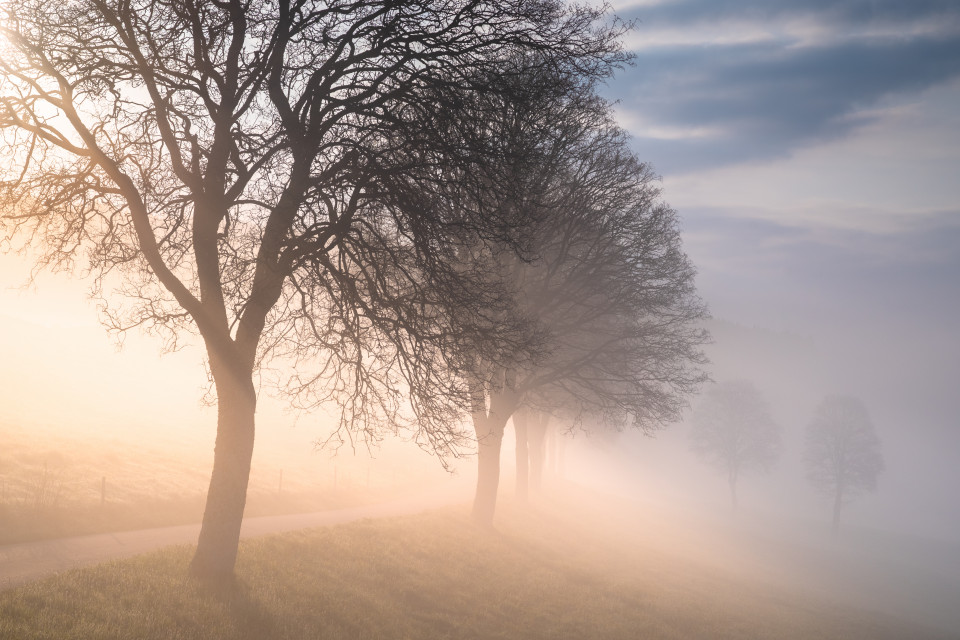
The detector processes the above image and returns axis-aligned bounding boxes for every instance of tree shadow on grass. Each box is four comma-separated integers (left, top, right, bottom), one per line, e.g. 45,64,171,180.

193,574,280,640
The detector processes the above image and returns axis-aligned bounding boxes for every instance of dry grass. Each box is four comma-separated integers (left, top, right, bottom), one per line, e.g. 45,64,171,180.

0,420,436,544
0,491,951,640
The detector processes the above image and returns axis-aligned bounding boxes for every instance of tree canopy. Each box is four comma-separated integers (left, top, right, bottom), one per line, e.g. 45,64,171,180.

442,62,708,524
0,0,630,579
804,394,884,533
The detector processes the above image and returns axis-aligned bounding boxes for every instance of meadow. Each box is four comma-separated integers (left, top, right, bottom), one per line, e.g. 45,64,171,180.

0,489,954,640
0,420,435,545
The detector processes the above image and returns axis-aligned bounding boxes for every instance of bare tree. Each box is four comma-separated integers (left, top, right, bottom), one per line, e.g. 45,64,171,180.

513,397,598,502
457,69,708,525
0,0,628,580
804,395,884,534
689,380,780,511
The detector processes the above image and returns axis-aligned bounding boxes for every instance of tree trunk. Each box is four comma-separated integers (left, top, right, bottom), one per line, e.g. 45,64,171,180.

528,412,549,493
514,410,529,503
472,417,506,527
468,369,517,527
832,486,843,536
189,365,257,582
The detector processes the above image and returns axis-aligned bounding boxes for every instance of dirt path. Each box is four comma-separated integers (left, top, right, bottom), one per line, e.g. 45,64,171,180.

0,478,472,590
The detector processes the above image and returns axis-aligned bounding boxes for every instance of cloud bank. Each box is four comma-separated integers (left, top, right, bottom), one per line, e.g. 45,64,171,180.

609,0,960,172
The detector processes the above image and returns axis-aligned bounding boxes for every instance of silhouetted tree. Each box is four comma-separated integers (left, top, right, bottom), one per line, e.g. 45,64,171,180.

689,380,780,511
513,392,598,501
804,395,884,534
458,68,707,525
0,0,628,580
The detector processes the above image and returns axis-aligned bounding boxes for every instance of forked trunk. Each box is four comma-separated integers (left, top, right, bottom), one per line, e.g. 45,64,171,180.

472,418,506,527
514,410,529,503
190,365,257,581
469,369,516,527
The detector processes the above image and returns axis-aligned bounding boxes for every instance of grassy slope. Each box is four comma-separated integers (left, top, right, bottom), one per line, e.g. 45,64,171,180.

0,493,951,640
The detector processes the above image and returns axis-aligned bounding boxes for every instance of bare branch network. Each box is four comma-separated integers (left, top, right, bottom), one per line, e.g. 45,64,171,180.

0,0,706,574
0,0,629,452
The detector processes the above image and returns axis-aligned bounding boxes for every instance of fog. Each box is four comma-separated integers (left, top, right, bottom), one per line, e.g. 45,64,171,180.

545,316,960,633
0,1,956,638
3,193,960,634
3,248,960,635
0,251,455,526
0,202,960,630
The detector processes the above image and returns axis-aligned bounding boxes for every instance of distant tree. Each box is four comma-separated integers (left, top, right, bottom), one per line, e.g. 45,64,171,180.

514,392,609,501
512,397,568,502
0,0,627,580
512,401,559,501
689,380,780,511
804,395,884,534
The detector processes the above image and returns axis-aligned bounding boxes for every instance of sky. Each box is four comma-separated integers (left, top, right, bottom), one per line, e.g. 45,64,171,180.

0,0,958,541
594,0,960,540
605,0,960,332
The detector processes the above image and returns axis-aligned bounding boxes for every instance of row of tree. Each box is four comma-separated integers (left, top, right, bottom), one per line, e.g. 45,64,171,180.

0,0,708,581
689,381,885,533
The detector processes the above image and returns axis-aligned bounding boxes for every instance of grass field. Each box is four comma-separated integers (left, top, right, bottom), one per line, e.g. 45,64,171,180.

0,490,953,640
0,419,442,545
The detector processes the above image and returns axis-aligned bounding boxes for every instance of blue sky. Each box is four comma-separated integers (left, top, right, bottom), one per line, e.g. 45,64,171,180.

610,0,960,172
602,0,960,356
602,0,960,537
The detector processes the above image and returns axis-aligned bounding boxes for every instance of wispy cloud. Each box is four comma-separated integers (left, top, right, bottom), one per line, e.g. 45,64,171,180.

607,0,960,173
